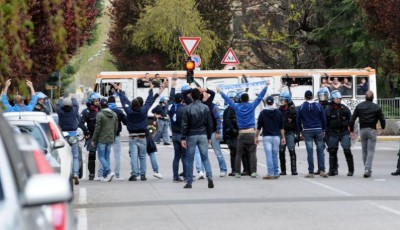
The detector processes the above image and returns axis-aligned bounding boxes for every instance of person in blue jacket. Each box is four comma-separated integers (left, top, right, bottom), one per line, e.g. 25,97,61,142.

217,80,269,178
117,80,168,182
1,79,37,112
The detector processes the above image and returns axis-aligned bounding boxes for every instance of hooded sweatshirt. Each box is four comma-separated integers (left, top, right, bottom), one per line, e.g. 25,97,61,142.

92,108,118,144
296,100,326,132
257,105,283,136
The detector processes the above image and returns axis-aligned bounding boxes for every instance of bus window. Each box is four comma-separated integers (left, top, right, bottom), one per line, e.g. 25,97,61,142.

326,76,353,97
356,76,369,96
340,77,352,96
138,73,151,88
206,77,240,107
281,76,313,99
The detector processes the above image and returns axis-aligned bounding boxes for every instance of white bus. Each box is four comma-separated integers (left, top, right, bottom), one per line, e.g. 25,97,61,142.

94,67,376,114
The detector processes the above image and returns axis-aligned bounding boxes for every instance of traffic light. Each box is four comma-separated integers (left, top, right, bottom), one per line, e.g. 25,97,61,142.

185,57,195,84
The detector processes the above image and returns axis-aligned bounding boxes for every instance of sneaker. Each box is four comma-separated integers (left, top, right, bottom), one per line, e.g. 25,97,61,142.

274,175,280,179
220,172,227,177
228,172,235,176
140,175,147,181
235,173,241,178
250,172,258,178
73,176,79,185
128,176,137,181
208,178,214,188
153,172,163,179
94,176,102,181
347,172,354,177
196,171,205,180
291,172,298,176
183,183,192,189
305,173,315,178
173,178,184,183
115,177,125,181
280,171,287,176
262,175,275,180
320,171,328,178
363,170,371,178
313,170,320,175
104,172,114,182
241,171,250,176
163,142,171,145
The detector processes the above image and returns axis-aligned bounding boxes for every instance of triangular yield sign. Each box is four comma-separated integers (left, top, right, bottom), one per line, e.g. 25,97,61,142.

221,48,239,65
179,37,201,56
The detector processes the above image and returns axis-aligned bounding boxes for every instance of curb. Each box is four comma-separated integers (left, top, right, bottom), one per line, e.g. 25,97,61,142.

377,136,400,141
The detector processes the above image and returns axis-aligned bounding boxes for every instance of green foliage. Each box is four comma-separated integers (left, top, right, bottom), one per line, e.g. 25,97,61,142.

127,0,219,69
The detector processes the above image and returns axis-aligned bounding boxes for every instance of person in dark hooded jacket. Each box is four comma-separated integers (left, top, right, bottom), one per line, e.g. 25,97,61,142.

56,96,80,185
256,96,285,179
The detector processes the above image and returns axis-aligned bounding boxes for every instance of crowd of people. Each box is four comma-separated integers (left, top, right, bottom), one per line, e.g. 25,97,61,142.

1,78,399,189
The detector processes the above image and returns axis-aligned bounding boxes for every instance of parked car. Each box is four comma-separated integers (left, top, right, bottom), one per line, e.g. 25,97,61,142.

3,112,74,190
0,111,73,230
43,98,59,124
9,120,64,173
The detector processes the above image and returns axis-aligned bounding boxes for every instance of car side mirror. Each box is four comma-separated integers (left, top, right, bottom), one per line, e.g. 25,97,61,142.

23,174,72,207
53,139,65,149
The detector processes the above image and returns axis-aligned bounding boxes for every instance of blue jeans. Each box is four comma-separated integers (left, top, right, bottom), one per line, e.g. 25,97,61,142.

195,146,204,173
128,138,147,176
153,119,171,144
113,136,122,177
172,133,186,180
303,130,325,173
148,152,159,173
211,132,227,173
186,135,213,185
360,128,377,171
71,142,80,177
98,136,122,177
97,143,112,177
263,136,280,176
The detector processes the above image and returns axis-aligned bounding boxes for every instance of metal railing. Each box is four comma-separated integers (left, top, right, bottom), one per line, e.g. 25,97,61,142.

377,98,400,119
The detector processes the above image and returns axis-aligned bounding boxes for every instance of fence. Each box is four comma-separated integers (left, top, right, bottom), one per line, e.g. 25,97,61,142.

377,98,400,119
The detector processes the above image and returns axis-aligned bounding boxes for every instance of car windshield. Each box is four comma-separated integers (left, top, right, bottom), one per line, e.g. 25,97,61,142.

16,125,48,149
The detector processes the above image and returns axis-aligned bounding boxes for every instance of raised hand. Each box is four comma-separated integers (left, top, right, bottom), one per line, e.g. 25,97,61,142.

5,79,11,88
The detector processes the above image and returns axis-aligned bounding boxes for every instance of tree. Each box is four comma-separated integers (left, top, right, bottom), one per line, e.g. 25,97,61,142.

360,0,400,97
127,0,219,70
0,0,99,91
197,0,233,70
108,0,159,70
236,0,324,69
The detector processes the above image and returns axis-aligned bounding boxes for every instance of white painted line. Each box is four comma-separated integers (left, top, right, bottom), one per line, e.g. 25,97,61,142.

368,202,400,216
83,163,87,179
300,178,354,197
79,188,87,204
76,208,88,230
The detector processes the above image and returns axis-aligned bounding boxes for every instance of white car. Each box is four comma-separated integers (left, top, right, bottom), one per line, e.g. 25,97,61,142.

3,112,74,189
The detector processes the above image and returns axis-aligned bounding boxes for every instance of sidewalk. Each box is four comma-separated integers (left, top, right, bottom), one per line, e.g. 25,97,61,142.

377,136,400,141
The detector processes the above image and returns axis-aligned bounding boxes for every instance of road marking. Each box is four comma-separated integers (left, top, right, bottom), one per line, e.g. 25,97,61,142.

79,188,87,204
300,178,354,196
368,202,400,216
83,163,87,180
76,208,87,230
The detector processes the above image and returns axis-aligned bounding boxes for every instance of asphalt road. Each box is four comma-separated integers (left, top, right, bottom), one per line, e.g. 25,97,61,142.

73,140,400,230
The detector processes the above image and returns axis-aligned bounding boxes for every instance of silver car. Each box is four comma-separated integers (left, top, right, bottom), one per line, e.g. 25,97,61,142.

9,120,64,173
3,112,74,190
0,112,73,230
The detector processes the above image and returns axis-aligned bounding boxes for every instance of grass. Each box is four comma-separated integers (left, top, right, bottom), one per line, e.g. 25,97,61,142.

68,0,117,90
